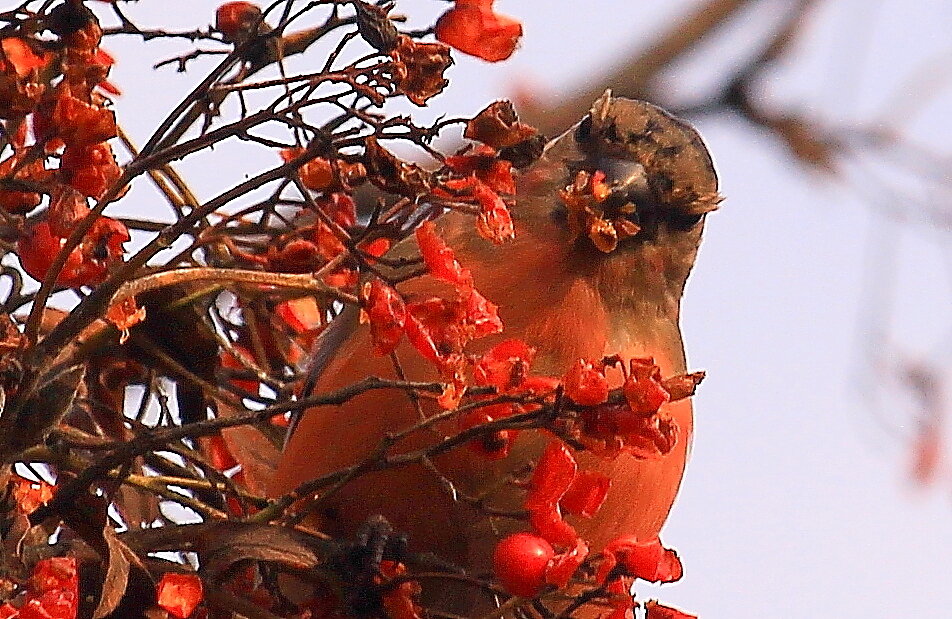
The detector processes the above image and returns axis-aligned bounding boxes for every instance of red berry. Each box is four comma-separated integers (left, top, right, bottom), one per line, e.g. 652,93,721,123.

215,2,262,40
492,533,554,598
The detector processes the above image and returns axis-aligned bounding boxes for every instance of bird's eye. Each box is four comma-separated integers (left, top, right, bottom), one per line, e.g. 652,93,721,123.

599,156,647,194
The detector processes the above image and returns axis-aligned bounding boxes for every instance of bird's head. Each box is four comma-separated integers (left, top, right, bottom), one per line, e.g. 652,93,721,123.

514,92,721,309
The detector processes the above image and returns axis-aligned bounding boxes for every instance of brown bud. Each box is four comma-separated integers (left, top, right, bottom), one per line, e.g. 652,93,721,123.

465,100,537,149
355,2,400,53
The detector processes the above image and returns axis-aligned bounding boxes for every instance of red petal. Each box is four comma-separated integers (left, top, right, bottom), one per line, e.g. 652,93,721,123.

219,345,260,393
623,358,670,415
563,359,610,406
434,4,522,62
473,181,514,243
604,536,683,583
31,557,78,594
560,470,611,518
544,538,589,587
463,287,503,337
526,441,578,510
604,608,635,619
157,573,204,619
415,220,472,287
363,278,407,356
1,38,49,76
529,504,578,547
474,338,536,390
204,434,240,472
106,297,146,334
276,297,324,334
11,476,55,515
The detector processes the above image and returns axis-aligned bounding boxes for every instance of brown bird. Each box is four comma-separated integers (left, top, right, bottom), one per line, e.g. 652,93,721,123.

271,92,719,612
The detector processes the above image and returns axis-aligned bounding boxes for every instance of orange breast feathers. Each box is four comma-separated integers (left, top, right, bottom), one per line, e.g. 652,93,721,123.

272,215,696,561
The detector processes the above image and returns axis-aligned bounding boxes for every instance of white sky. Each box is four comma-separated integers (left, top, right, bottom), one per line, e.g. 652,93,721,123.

97,1,952,616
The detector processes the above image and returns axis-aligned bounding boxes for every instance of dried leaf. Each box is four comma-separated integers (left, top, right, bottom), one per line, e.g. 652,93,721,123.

93,527,135,618
464,101,536,148
365,136,433,197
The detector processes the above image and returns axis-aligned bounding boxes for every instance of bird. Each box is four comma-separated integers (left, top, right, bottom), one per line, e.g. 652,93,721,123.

270,92,719,613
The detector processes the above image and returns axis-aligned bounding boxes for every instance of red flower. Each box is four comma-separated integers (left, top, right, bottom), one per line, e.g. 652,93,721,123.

309,193,356,261
18,216,128,287
37,85,116,147
20,557,79,619
462,285,503,337
440,176,514,243
435,0,523,62
362,278,407,356
219,344,259,394
527,441,577,511
0,151,47,214
266,238,322,273
91,48,121,96
563,359,610,406
106,296,146,336
1,38,50,77
525,441,580,546
604,608,635,619
623,358,671,415
492,533,554,597
19,591,78,619
276,297,324,334
376,561,422,619
445,144,516,195
157,573,204,619
32,558,77,594
581,402,680,460
203,434,240,474
280,148,366,191
11,476,55,514
416,220,472,287
528,502,578,547
404,297,462,365
474,338,535,391
60,141,121,199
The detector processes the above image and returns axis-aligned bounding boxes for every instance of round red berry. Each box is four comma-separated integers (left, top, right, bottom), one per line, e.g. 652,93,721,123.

492,533,554,598
215,2,262,40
